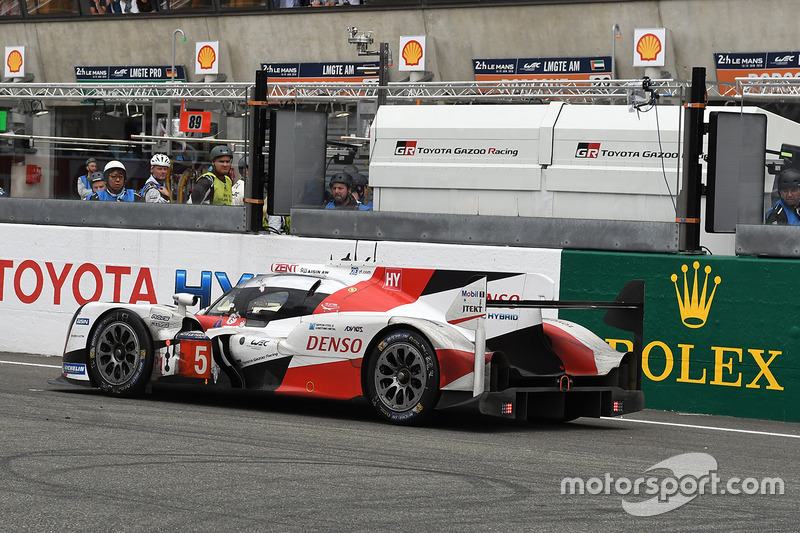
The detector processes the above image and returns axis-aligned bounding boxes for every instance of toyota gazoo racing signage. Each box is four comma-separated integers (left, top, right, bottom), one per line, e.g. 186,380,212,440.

714,51,800,96
573,142,678,161
393,140,521,158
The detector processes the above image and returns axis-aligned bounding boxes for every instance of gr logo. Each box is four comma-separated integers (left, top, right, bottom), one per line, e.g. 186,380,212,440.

575,142,601,158
395,141,417,156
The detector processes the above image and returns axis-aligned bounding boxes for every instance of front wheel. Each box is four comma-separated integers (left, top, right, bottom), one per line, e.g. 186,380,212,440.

364,330,440,425
87,310,153,397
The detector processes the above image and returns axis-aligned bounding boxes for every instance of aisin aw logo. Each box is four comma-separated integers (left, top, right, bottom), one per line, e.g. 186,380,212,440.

670,262,721,329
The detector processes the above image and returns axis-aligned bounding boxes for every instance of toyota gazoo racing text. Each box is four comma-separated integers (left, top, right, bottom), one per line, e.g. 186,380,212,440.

52,262,645,425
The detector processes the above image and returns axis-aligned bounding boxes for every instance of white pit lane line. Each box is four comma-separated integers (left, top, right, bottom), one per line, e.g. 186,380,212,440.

602,416,800,439
0,359,62,369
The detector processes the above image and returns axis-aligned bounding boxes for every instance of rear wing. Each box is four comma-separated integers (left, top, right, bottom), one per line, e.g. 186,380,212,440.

448,278,645,395
488,280,646,388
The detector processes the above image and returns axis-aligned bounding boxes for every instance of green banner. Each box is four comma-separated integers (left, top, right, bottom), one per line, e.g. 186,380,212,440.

560,250,800,422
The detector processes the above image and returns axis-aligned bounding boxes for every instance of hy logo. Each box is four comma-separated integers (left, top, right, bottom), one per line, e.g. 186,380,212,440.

670,262,721,329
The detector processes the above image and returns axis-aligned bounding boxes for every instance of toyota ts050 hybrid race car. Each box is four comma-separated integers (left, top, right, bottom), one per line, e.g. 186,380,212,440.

52,262,645,425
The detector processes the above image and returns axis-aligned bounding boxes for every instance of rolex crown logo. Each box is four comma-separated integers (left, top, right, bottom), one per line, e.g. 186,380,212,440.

670,261,721,329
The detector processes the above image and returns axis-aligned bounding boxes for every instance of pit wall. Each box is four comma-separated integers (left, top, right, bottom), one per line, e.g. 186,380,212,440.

1,222,796,423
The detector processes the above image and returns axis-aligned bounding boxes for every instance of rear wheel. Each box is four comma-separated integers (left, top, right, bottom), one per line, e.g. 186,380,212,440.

87,310,153,397
365,330,440,425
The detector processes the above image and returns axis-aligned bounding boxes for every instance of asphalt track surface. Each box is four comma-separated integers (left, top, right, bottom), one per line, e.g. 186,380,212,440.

1,353,797,533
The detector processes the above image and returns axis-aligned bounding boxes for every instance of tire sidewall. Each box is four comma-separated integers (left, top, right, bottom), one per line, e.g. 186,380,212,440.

88,310,152,396
366,330,440,424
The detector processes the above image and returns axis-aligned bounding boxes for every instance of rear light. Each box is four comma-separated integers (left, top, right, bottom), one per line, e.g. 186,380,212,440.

501,402,513,415
613,400,624,413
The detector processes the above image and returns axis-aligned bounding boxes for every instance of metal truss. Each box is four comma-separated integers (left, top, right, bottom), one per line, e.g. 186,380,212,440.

735,78,800,100
266,79,691,105
0,78,798,106
0,82,252,102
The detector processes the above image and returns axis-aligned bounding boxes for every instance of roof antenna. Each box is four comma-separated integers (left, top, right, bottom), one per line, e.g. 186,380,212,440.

373,242,377,262
354,239,358,262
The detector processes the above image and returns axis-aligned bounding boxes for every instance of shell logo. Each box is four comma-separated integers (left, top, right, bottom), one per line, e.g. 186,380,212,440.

402,40,423,67
197,45,216,70
7,50,22,73
636,33,662,62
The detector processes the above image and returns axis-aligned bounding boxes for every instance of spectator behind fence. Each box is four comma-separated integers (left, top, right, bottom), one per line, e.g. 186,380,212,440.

141,153,172,203
325,172,368,210
351,172,372,210
77,157,98,200
87,172,106,196
88,161,143,202
766,168,800,225
189,145,233,205
89,0,110,13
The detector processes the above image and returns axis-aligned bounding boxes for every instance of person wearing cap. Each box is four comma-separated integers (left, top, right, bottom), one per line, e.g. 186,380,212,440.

350,172,372,210
766,168,800,225
88,160,142,202
325,172,367,210
86,172,106,197
141,153,172,203
76,157,98,200
190,145,233,205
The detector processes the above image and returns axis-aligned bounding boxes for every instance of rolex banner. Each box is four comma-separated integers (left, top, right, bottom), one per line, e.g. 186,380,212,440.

559,251,799,423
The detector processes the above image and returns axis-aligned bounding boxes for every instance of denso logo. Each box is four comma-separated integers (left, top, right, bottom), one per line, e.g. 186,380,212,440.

394,141,417,156
306,335,363,353
576,142,601,158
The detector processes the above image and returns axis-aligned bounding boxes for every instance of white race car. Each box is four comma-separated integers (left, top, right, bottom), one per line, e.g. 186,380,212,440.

52,262,645,425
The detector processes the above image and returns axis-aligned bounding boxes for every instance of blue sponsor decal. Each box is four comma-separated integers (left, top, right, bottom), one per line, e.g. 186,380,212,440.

63,363,86,376
76,318,90,326
309,323,316,330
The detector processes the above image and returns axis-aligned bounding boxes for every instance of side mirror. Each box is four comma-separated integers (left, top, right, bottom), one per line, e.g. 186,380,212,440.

173,293,199,314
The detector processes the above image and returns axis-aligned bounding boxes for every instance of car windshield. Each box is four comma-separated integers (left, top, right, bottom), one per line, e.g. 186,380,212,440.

205,285,327,327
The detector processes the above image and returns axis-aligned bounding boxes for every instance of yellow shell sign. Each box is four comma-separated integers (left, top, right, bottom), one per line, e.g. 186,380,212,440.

6,50,22,73
197,45,216,70
398,35,426,72
402,40,423,67
636,33,662,62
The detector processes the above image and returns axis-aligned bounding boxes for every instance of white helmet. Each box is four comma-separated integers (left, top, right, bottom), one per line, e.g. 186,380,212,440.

103,160,126,178
150,153,171,168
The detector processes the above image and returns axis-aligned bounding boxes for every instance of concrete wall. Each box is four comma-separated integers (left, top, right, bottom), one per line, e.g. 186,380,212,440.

0,1,796,84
